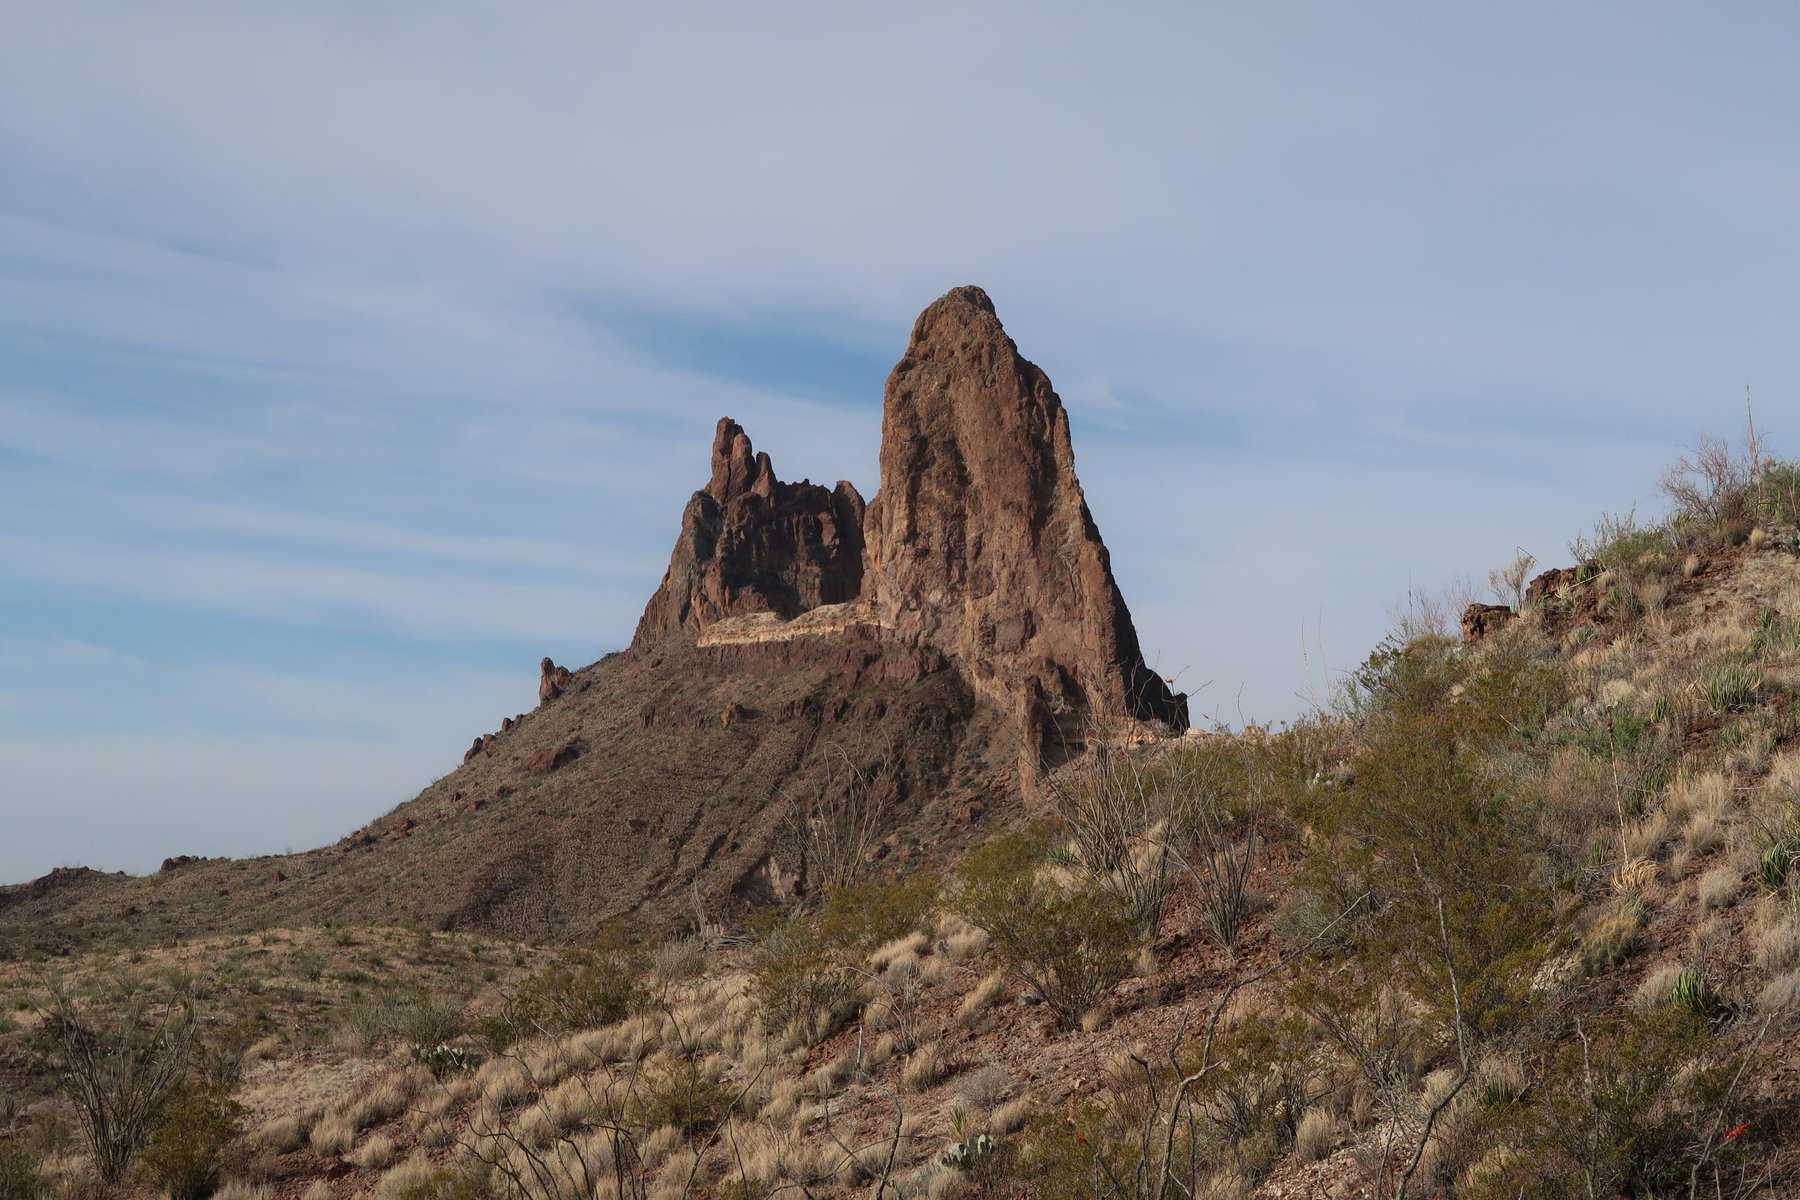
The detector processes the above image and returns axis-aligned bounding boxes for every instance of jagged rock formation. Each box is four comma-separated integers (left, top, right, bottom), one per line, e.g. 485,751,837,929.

633,419,865,644
635,286,1185,756
861,286,1186,746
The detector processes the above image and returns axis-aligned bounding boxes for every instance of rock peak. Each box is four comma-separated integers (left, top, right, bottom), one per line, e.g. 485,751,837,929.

633,287,1186,745
865,289,1185,747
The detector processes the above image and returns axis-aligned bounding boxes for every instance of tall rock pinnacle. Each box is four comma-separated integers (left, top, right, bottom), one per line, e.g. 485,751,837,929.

861,286,1186,744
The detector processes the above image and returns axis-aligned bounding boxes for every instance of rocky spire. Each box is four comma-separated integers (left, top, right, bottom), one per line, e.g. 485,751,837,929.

632,417,865,645
861,286,1186,744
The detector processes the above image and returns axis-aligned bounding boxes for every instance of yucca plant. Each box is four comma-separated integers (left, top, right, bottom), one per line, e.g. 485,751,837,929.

1670,968,1721,1021
1703,663,1762,714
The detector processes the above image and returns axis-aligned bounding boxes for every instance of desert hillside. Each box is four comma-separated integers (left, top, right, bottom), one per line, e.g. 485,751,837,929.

6,423,1800,1198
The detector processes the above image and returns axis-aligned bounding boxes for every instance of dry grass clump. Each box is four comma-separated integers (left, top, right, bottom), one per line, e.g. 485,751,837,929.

870,931,929,972
1631,962,1686,1014
1755,914,1800,974
213,1184,274,1200
1621,811,1672,863
299,1181,335,1200
309,1112,356,1156
259,1110,313,1152
475,1056,532,1109
956,1064,1012,1112
372,1155,437,1200
650,938,707,984
348,1132,396,1171
1293,1106,1341,1163
1698,861,1743,911
954,972,1006,1026
1581,901,1645,972
1757,970,1800,1023
989,1097,1031,1136
901,1042,947,1092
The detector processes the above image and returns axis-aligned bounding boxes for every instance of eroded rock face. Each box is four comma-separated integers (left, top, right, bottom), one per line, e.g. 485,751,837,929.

861,286,1186,745
1461,603,1515,643
633,419,865,645
539,657,575,704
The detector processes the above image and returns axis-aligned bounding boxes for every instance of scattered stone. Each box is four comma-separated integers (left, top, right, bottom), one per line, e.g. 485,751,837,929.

525,737,582,776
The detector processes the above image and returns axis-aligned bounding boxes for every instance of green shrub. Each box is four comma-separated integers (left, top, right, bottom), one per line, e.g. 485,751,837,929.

748,909,860,1040
952,827,1134,1029
0,1143,47,1200
389,992,465,1049
1750,460,1800,527
634,1057,734,1134
503,933,644,1040
1471,1009,1756,1197
749,875,939,1040
137,1081,244,1200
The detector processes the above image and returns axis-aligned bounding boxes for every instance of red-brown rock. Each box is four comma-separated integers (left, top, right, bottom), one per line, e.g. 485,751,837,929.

1525,566,1581,610
539,657,575,704
861,286,1186,745
1461,602,1515,643
633,418,866,644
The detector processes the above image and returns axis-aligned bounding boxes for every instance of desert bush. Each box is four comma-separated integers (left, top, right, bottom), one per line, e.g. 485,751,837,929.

634,1057,733,1134
501,933,644,1042
952,827,1134,1029
390,992,466,1050
39,985,199,1185
1662,433,1754,532
1471,1009,1759,1197
1043,737,1179,939
0,1143,47,1200
1489,548,1537,611
750,874,937,1041
137,1080,245,1200
1298,668,1560,1036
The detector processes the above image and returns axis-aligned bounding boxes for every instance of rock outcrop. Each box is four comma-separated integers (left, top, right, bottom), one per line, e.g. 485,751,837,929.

1461,602,1515,643
633,419,865,645
632,287,1185,759
539,657,575,704
861,286,1186,745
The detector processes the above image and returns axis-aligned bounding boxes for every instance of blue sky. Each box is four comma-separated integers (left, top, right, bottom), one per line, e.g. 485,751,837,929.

3,2,1798,883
